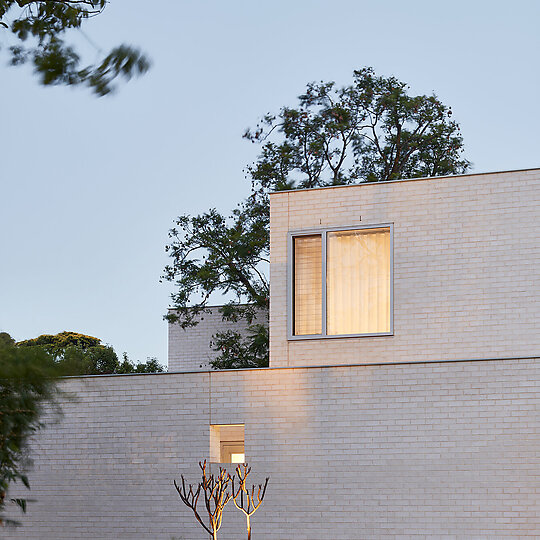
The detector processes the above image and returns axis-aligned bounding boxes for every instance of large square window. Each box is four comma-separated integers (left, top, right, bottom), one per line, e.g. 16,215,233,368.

290,225,392,338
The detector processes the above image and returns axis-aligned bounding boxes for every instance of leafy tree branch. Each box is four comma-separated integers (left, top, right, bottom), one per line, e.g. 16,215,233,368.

0,0,149,95
0,336,62,526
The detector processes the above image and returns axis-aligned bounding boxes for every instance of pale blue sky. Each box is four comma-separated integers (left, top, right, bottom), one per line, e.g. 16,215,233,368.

1,0,539,366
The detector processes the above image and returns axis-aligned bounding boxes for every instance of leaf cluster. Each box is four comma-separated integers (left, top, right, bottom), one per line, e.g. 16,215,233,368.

0,338,62,526
1,0,149,95
163,206,269,329
210,324,268,370
18,330,100,355
117,352,165,375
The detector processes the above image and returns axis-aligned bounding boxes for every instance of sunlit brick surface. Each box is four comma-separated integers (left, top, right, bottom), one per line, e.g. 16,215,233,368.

4,358,539,539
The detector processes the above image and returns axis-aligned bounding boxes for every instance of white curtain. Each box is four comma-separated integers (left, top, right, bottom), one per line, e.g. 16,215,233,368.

327,228,390,335
294,235,322,335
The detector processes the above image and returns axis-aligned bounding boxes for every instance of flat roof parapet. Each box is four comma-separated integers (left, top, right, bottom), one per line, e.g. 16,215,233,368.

268,167,540,196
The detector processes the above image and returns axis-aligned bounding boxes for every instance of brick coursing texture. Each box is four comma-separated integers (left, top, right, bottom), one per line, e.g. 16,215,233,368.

269,169,540,367
3,358,539,539
168,306,268,371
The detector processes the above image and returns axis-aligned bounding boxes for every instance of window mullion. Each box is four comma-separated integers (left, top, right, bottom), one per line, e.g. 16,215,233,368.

321,231,327,336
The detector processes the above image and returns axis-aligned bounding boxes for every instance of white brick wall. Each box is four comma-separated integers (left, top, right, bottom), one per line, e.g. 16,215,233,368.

5,169,538,539
168,306,268,371
269,169,540,367
4,358,539,539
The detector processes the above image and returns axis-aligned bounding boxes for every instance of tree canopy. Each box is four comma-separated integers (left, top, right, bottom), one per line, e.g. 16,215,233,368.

163,68,470,369
0,0,149,95
245,67,469,189
17,331,165,375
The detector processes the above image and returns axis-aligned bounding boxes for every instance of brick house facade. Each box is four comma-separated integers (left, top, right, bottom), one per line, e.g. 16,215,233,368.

5,168,540,539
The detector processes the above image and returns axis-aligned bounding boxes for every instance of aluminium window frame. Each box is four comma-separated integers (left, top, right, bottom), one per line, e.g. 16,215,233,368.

287,223,394,340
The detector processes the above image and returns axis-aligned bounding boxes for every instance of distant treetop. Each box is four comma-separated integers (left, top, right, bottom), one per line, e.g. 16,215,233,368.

14,331,165,375
18,331,101,353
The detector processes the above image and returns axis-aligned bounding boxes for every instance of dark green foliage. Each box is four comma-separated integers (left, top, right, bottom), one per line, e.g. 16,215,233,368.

134,357,163,373
18,331,118,375
0,337,61,526
117,352,165,374
164,68,470,369
17,331,165,375
162,202,270,369
163,208,269,331
210,324,268,370
0,332,15,347
244,67,470,189
162,205,270,370
0,0,149,95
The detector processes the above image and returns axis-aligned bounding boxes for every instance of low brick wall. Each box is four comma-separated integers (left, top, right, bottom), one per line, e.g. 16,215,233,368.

5,357,539,539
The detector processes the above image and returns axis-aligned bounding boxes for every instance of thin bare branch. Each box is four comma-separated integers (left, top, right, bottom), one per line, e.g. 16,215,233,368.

230,463,270,540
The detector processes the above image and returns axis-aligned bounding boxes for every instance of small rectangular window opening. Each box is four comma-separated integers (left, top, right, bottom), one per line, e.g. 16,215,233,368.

210,424,245,463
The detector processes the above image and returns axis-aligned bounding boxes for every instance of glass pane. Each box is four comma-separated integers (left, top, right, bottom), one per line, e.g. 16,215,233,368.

327,228,390,335
231,453,245,464
294,235,322,335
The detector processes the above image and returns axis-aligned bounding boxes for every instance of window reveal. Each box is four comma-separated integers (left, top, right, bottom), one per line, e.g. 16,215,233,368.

210,424,245,463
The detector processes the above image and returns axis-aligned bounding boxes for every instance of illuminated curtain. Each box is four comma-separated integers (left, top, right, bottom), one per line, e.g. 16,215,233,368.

294,235,322,335
327,228,390,335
